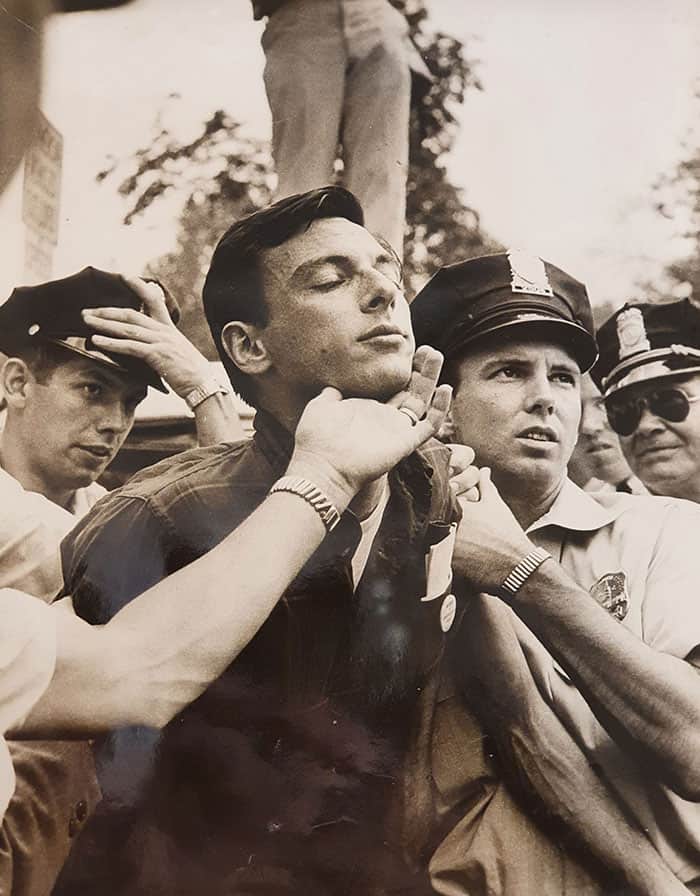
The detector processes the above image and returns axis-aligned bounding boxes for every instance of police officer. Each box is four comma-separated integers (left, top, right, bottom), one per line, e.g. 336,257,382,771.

412,252,700,895
0,267,240,895
593,299,700,502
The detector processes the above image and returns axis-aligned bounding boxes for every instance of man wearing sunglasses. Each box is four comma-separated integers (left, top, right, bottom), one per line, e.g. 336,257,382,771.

411,253,700,894
593,300,700,503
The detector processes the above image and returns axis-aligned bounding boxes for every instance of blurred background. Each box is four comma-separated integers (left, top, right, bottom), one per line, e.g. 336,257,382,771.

1,0,699,472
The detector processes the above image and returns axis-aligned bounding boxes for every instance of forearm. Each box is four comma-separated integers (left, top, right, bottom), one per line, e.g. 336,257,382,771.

192,391,245,445
457,596,689,896
495,655,690,895
511,558,700,797
21,489,340,735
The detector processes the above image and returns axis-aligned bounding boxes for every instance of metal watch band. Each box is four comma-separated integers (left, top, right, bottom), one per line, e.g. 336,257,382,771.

269,476,341,532
497,546,551,600
184,376,232,410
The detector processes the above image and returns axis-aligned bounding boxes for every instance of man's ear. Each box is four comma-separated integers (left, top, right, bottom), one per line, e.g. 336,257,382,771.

220,321,272,377
1,358,33,409
436,406,457,443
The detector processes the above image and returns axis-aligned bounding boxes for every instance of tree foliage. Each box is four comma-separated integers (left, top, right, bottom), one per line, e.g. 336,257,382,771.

650,91,700,303
98,1,499,354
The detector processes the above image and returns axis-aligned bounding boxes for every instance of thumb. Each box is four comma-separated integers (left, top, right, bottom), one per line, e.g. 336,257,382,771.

314,386,344,404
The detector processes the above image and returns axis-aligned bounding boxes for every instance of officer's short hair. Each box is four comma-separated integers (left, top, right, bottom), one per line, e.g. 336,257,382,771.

202,186,364,408
8,343,69,385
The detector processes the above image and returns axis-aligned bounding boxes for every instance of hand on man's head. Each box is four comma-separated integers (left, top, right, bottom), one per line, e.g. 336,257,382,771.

80,276,211,400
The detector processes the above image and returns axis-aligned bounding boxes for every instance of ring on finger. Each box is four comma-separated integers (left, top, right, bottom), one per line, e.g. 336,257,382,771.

398,406,420,427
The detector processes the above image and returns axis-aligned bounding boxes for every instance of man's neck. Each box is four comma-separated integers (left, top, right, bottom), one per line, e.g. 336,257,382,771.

0,428,75,510
497,471,564,531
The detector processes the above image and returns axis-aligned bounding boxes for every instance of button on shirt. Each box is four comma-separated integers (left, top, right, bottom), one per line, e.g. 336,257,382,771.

518,479,700,883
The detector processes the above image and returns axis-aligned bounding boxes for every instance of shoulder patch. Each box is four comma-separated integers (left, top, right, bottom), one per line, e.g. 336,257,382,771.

589,572,629,621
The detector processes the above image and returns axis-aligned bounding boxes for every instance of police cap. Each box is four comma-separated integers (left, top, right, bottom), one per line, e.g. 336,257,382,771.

411,251,598,372
0,267,179,392
592,299,700,398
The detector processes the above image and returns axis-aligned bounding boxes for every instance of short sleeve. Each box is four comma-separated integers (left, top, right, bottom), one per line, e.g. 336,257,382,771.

0,474,76,602
60,494,172,624
642,501,700,660
0,589,56,735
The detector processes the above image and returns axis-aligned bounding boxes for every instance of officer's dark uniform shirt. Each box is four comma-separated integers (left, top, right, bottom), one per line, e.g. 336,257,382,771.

54,409,461,896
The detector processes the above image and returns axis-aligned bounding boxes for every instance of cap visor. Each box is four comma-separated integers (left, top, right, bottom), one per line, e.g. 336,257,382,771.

52,339,167,392
456,314,598,372
604,358,700,397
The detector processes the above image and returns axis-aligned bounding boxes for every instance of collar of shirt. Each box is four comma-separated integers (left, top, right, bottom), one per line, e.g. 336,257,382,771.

527,477,629,536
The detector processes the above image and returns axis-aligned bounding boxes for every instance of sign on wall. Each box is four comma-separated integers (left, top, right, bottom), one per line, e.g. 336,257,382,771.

22,112,63,283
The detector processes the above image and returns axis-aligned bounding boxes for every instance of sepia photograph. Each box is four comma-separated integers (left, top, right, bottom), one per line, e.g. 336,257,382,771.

1,1,700,893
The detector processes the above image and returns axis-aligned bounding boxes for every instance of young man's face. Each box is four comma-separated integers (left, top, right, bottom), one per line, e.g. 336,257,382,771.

257,217,415,401
21,353,147,495
616,372,700,502
574,374,632,486
449,335,582,499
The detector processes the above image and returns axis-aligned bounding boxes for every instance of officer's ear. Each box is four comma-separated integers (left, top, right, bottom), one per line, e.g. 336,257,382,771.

220,321,273,377
1,358,34,409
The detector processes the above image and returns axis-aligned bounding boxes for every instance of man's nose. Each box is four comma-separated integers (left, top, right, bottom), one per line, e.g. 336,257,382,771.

526,372,555,414
95,401,131,435
580,404,603,436
359,269,399,313
634,403,666,438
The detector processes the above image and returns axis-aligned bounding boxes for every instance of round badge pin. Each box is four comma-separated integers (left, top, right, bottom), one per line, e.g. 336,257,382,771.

440,594,457,633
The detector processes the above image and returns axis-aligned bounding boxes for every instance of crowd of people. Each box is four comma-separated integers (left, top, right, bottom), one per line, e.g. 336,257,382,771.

1,1,700,895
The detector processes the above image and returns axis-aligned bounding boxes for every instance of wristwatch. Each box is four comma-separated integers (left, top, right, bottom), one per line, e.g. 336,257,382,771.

184,374,232,410
496,547,551,601
269,476,341,532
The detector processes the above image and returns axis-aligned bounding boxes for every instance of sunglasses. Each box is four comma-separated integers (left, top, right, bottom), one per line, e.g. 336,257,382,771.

605,386,700,437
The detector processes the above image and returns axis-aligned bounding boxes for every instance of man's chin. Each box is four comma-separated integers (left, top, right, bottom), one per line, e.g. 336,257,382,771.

347,374,412,403
495,456,564,495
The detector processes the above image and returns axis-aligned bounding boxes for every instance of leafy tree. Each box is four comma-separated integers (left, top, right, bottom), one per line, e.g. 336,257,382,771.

648,91,700,303
98,1,498,354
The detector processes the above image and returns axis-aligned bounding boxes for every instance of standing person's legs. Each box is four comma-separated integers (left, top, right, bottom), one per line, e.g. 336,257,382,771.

342,1,412,257
262,1,347,199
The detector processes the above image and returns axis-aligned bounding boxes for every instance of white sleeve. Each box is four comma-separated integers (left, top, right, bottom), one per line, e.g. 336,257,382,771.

0,474,76,602
0,589,57,735
641,501,700,660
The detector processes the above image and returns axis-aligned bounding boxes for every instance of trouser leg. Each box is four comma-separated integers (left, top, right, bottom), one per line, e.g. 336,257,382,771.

261,2,346,199
342,27,411,257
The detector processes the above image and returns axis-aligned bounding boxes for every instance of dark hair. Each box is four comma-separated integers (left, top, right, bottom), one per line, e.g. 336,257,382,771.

10,343,74,385
202,186,364,407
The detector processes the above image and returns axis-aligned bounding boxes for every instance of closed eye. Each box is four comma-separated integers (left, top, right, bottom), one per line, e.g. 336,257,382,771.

312,277,345,291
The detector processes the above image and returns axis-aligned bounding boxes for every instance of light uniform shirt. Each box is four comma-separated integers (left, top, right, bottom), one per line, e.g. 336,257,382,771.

0,590,57,819
0,463,105,894
516,479,700,884
0,465,106,602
